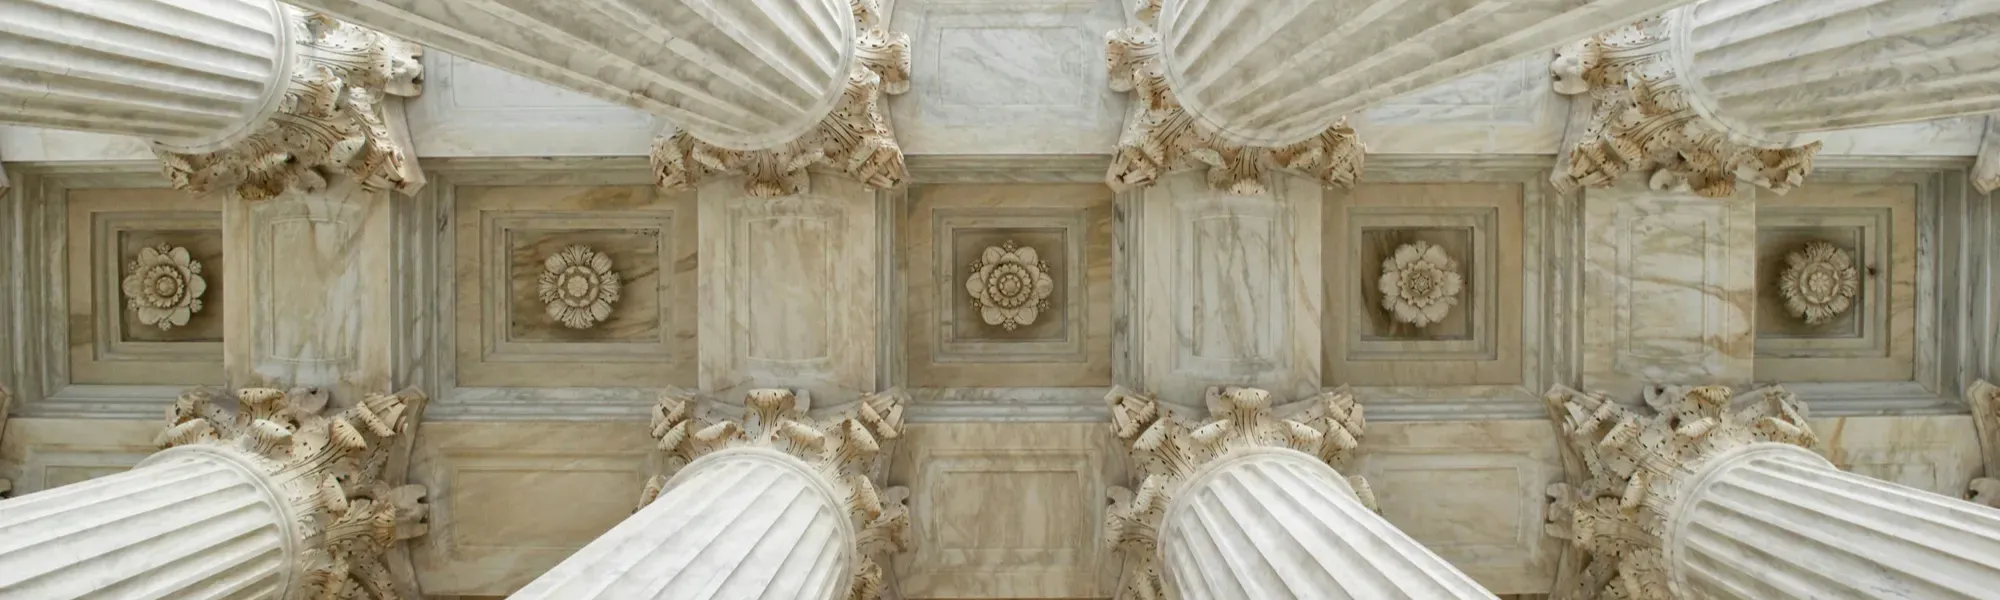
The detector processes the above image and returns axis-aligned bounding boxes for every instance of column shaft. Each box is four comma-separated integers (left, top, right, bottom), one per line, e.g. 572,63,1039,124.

0,0,290,151
1160,450,1495,600
1672,443,2000,599
0,448,294,599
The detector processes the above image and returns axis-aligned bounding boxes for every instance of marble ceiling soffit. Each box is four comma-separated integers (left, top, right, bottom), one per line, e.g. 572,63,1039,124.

1104,385,1369,599
654,0,912,198
1103,2,1364,195
158,10,425,202
1543,384,1816,600
159,386,431,599
1550,16,1816,199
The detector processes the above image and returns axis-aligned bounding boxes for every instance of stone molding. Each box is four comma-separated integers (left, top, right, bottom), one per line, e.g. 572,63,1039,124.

157,10,424,201
1103,385,1369,599
643,388,912,599
1550,17,1817,199
1544,384,1817,599
156,386,429,599
653,0,911,197
1103,1,1364,195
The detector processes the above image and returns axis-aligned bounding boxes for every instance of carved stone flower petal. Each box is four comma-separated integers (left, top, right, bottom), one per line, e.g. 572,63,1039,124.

121,243,207,331
965,240,1056,331
537,245,622,330
1778,241,1859,325
1378,240,1463,328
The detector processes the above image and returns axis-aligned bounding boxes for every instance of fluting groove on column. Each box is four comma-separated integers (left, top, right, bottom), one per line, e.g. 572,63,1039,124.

1543,384,1818,599
1104,385,1495,600
652,0,910,197
511,388,912,600
0,448,295,599
1670,443,2000,599
157,386,431,599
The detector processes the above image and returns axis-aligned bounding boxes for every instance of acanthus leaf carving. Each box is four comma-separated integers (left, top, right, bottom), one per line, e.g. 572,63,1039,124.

643,387,912,599
654,0,910,197
157,10,423,201
157,386,429,599
1103,385,1367,599
1104,3,1363,195
1545,384,1817,600
1550,18,1818,199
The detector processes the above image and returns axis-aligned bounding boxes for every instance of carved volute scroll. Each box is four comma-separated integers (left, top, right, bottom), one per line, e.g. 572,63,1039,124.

1103,386,1370,599
642,388,913,599
1102,0,1363,195
654,0,911,197
157,10,424,202
156,386,429,599
1549,17,1817,199
1544,384,1817,599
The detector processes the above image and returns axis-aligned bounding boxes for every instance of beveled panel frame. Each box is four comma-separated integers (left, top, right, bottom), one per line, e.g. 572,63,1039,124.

1755,182,1918,383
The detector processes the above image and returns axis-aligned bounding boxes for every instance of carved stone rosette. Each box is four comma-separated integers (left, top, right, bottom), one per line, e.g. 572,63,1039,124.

1778,241,1859,325
155,386,428,599
157,10,423,201
1103,386,1370,599
1544,384,1817,599
1550,18,1817,199
643,388,912,599
654,0,910,197
1103,1,1363,195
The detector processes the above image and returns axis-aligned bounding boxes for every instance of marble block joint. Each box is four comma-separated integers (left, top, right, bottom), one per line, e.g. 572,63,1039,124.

509,388,912,600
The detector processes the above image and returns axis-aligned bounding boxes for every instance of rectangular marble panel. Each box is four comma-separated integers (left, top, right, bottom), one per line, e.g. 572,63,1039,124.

1130,172,1321,405
1755,182,1918,383
1810,414,1982,496
1360,419,1563,594
402,52,655,157
0,418,159,495
889,0,1124,155
1582,181,1756,400
64,188,224,386
699,174,879,400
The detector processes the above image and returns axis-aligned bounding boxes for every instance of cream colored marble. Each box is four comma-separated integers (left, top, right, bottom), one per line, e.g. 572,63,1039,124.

1811,413,1984,497
1128,171,1322,406
1754,182,1918,383
698,173,880,402
284,0,855,151
1360,419,1565,593
1581,180,1756,399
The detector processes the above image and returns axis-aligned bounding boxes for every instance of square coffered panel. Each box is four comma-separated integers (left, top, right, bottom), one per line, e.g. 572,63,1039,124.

66,188,224,386
1326,183,1522,388
453,185,695,389
1754,183,1916,383
905,183,1112,388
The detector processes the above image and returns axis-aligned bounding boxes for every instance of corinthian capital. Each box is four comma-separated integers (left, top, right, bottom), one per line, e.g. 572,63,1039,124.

654,0,911,197
1551,17,1817,198
157,11,423,201
1544,384,1817,599
156,386,429,598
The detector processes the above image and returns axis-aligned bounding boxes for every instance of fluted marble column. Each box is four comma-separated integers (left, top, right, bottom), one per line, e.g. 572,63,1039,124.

0,0,424,199
1105,0,1698,192
513,388,911,600
1105,386,1494,599
0,446,295,598
1555,0,2000,197
1547,384,2000,599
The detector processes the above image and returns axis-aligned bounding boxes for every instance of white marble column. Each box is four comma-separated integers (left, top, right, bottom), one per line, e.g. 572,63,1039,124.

1555,0,2000,197
0,387,426,599
1105,0,1698,191
1105,386,1495,599
512,388,911,600
0,446,294,598
0,0,424,199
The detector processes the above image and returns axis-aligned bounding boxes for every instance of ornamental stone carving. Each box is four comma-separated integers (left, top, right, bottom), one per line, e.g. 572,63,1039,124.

537,245,622,330
654,0,910,197
1379,241,1463,327
1545,384,1817,599
157,11,423,201
1104,386,1370,599
1550,18,1817,199
1778,241,1860,325
156,386,429,599
1970,380,2000,507
1103,0,1363,195
644,388,912,599
966,240,1055,331
121,244,208,331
